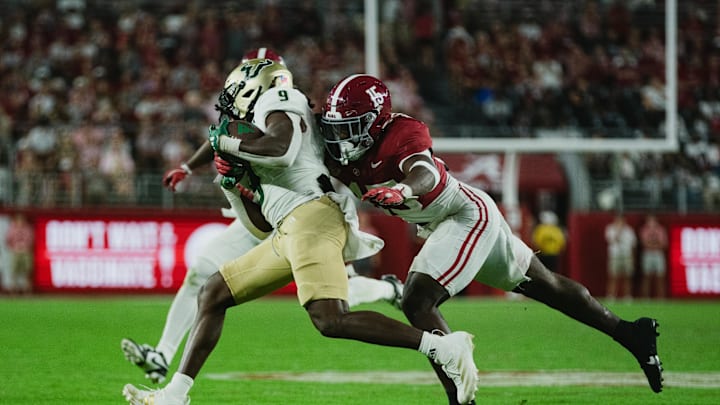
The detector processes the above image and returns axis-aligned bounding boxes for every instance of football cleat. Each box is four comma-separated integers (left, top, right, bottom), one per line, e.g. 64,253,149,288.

630,318,664,393
121,338,169,384
381,274,404,310
122,384,189,405
428,331,479,404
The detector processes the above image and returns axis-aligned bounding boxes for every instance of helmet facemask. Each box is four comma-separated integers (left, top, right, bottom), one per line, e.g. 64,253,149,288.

321,110,377,165
216,81,244,120
321,74,392,166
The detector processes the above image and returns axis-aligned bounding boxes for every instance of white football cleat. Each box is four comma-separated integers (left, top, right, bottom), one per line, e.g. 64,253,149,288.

121,338,169,384
429,331,479,404
122,384,189,405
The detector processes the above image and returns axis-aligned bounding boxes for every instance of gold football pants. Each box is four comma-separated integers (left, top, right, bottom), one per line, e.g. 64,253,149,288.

220,196,349,306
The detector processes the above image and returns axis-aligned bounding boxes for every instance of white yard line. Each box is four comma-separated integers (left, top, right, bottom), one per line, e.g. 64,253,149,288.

206,370,720,389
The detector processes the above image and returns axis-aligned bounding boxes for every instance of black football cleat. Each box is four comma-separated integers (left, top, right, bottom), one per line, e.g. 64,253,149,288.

630,318,664,393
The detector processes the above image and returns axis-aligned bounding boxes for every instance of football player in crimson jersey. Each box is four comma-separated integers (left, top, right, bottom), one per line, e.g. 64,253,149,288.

320,74,664,402
120,49,403,386
123,60,480,405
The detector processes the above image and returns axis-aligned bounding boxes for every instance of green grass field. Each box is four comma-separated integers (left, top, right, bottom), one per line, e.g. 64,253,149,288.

0,295,718,404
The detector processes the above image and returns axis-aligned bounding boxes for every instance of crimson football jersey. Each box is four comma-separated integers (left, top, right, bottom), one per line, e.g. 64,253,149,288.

327,114,451,221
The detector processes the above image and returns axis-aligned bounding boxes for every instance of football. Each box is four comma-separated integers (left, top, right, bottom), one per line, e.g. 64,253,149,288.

226,119,264,141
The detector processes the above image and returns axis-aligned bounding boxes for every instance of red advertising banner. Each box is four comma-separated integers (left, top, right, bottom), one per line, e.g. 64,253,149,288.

669,225,720,297
33,214,231,293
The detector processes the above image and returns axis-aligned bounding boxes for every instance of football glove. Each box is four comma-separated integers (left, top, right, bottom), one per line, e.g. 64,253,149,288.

213,153,239,177
214,153,248,190
162,165,191,192
362,186,406,207
208,117,231,152
208,117,259,158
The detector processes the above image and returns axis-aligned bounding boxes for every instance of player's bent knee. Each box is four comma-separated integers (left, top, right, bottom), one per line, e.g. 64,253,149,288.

401,291,449,330
313,316,345,338
181,269,206,295
521,260,594,304
185,257,221,287
305,299,348,338
401,294,435,322
570,279,592,301
197,273,235,313
401,273,448,322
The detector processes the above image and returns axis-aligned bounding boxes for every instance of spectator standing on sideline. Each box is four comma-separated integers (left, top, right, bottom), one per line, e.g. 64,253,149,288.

531,210,566,272
605,214,637,300
639,214,668,299
4,213,34,294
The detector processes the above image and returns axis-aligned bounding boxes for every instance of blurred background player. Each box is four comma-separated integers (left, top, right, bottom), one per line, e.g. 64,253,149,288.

319,74,663,402
604,213,637,300
123,58,478,405
531,210,566,272
639,214,668,299
3,212,34,295
120,49,403,385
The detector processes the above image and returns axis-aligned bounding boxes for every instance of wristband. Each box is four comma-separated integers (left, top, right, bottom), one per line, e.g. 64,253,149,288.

391,183,414,199
219,136,242,156
181,163,193,175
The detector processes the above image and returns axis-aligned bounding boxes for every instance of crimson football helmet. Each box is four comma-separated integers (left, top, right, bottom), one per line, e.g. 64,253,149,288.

241,47,285,66
321,74,392,165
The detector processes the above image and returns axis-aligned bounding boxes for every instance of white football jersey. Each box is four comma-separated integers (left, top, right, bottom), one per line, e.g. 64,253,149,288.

248,87,328,227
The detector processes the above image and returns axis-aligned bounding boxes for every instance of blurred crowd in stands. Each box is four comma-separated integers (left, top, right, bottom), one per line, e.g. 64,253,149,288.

0,0,718,211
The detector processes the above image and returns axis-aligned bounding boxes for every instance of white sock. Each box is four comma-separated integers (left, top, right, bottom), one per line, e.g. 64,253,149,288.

347,276,395,307
165,373,194,398
418,331,440,358
156,284,200,362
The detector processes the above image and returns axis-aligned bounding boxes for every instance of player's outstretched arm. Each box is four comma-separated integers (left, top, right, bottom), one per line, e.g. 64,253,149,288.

362,152,438,208
162,141,214,191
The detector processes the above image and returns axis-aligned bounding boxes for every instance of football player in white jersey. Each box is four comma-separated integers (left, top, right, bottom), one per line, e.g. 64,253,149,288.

319,74,664,403
120,49,403,385
122,59,480,405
